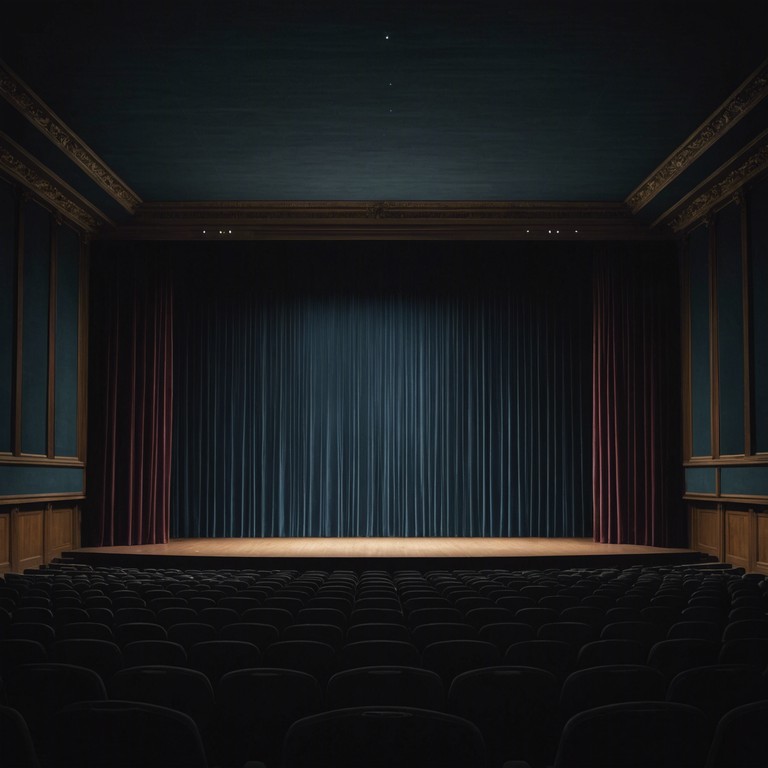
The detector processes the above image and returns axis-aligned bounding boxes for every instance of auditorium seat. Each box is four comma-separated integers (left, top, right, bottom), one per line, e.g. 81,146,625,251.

600,620,666,650
263,640,337,683
349,608,407,626
448,666,559,768
478,622,536,651
514,607,559,629
113,607,156,625
4,622,56,647
167,622,217,650
346,622,411,643
156,606,198,628
114,621,167,645
559,665,667,722
339,640,421,670
283,622,345,648
293,607,343,629
55,700,209,768
57,621,114,641
109,666,217,759
11,607,53,625
647,639,721,680
0,705,41,768
504,640,573,679
666,665,767,725
537,621,595,649
218,668,322,768
407,607,463,627
4,662,107,766
188,640,262,683
283,706,486,768
554,701,710,768
718,637,768,668
411,622,476,649
326,666,445,710
705,700,768,768
0,639,48,676
721,619,768,642
666,621,722,643
123,639,188,666
219,621,280,648
422,639,501,684
575,639,647,669
465,606,515,629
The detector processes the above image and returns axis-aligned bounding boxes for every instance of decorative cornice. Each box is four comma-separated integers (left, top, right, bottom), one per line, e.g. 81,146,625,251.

0,59,142,213
664,132,768,232
626,58,768,214
96,200,665,241
0,132,111,232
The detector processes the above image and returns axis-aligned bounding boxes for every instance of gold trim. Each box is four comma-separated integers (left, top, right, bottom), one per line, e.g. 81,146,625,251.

0,60,142,213
664,134,768,232
0,132,110,232
99,200,663,240
627,58,768,213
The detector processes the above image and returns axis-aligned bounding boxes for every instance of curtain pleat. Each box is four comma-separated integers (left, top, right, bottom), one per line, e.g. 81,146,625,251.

171,251,592,538
592,247,683,546
86,248,173,545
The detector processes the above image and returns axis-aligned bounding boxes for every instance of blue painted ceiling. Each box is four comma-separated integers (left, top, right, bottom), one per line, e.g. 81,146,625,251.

2,0,766,202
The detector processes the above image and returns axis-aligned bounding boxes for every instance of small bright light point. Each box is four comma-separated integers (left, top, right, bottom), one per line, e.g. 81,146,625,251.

202,230,206,234
526,229,530,233
385,35,389,40
548,230,552,234
229,230,232,234
556,230,559,234
575,230,579,233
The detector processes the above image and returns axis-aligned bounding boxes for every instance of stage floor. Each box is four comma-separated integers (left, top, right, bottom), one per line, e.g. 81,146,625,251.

65,537,708,572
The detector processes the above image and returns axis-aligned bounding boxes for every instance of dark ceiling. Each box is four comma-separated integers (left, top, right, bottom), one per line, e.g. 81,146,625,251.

1,0,767,204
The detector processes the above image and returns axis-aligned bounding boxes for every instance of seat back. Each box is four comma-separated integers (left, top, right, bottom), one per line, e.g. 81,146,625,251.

283,706,485,768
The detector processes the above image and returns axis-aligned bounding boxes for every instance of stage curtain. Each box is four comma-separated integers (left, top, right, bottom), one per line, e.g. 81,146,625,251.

592,245,683,546
171,245,592,538
86,245,174,545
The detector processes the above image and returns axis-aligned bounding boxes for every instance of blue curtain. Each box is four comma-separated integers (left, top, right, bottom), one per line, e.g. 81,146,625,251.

171,244,592,537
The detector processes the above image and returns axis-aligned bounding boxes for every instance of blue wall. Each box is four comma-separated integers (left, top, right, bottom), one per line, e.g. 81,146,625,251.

685,175,768,500
0,180,85,502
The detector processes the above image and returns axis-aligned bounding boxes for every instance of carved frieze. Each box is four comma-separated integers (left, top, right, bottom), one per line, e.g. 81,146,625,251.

627,59,768,213
0,132,109,232
0,60,142,213
667,137,768,232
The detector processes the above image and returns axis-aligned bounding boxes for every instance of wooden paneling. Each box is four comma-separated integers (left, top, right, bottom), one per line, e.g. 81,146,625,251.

691,505,722,560
44,505,78,563
689,503,768,573
0,512,9,573
11,507,44,571
725,508,751,569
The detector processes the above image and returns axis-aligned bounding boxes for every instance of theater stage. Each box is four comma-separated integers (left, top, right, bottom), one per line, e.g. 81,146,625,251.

63,538,710,572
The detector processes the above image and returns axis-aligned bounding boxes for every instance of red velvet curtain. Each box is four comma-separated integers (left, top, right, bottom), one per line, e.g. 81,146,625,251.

592,246,683,546
87,248,173,545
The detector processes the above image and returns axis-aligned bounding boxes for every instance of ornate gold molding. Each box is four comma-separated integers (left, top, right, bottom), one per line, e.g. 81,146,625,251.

664,132,768,232
626,58,768,214
0,132,110,232
0,60,142,213
97,200,664,241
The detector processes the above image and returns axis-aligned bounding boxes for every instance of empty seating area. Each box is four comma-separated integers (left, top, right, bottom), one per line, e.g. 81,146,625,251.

1,560,768,767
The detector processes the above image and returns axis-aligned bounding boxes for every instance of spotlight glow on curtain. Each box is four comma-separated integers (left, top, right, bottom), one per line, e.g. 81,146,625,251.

171,248,591,538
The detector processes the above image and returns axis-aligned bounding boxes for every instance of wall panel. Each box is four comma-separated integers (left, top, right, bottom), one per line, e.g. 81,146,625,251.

0,182,15,455
688,225,712,457
749,180,768,454
756,514,768,572
44,505,79,562
0,183,87,506
20,200,51,456
11,508,44,570
715,203,744,456
725,508,751,569
0,512,9,573
54,225,80,457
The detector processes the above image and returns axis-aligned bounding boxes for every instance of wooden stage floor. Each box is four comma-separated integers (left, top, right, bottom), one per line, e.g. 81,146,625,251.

66,537,709,571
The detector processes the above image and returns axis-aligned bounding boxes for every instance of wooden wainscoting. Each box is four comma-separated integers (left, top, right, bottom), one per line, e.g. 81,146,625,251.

0,511,10,572
0,504,81,574
689,503,768,574
11,509,45,571
688,504,723,561
44,505,81,563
